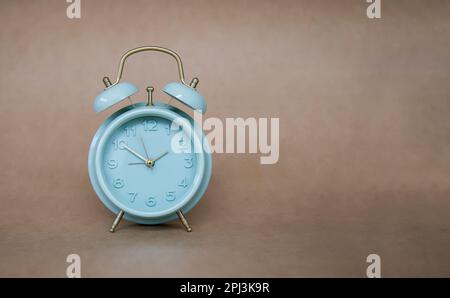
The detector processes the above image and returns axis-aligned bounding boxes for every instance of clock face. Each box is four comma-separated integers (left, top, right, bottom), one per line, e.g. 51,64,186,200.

95,111,205,218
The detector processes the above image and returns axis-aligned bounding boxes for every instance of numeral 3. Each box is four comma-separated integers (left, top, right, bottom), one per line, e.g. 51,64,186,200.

184,157,193,168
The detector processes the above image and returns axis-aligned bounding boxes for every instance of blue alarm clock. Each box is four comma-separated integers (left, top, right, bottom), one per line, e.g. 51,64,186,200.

88,46,212,233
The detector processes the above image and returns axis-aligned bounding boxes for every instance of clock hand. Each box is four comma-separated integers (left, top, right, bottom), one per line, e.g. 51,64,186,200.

152,151,168,163
123,144,148,163
123,145,167,168
140,136,150,160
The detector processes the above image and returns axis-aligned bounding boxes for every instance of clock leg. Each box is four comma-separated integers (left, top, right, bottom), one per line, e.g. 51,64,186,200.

176,210,192,232
109,210,125,233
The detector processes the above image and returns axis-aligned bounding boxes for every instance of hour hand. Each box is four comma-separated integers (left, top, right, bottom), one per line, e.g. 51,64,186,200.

123,144,148,163
153,151,168,162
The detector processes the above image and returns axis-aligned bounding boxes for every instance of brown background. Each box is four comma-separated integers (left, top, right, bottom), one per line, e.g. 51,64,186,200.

0,0,449,277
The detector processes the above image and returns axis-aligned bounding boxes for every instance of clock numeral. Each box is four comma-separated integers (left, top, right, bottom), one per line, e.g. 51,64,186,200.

113,140,127,150
107,159,118,169
177,136,192,153
113,178,124,189
184,157,194,169
128,192,137,203
125,125,136,137
178,135,188,147
146,196,157,207
143,120,158,131
166,123,181,135
178,177,188,188
165,191,176,202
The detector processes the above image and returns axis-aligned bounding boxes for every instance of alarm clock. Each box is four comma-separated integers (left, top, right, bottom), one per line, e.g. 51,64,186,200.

88,46,212,233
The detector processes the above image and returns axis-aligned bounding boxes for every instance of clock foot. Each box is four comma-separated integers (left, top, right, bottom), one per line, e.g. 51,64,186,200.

176,210,192,232
109,210,125,233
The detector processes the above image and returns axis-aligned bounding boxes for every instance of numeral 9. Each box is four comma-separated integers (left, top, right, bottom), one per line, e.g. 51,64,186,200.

107,159,118,169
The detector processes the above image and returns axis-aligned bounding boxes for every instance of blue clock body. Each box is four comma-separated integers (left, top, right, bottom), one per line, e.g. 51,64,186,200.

88,102,212,225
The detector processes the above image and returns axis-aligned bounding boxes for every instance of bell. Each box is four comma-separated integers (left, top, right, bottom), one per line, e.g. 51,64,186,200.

163,82,207,114
93,80,138,113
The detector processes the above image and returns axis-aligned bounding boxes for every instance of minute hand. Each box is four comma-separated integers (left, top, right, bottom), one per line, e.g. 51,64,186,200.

123,145,148,163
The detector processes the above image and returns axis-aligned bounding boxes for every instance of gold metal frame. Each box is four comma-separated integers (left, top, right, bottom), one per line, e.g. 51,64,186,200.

112,46,191,86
